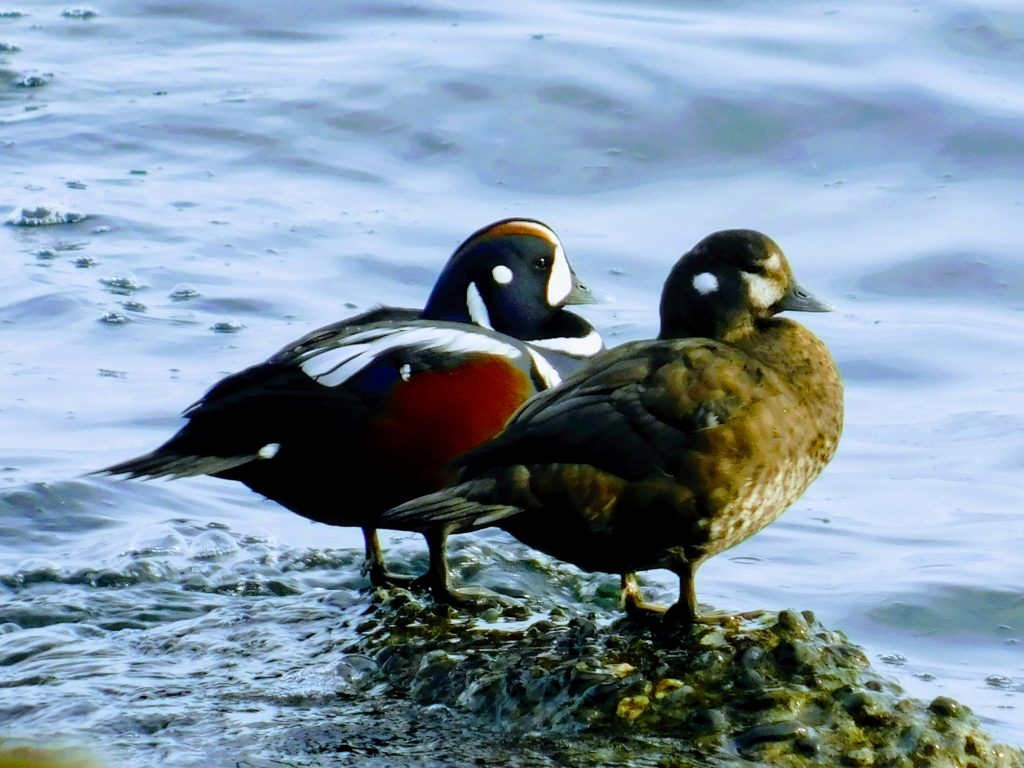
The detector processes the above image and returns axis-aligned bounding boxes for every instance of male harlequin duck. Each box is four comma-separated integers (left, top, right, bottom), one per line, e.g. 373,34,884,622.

379,229,844,624
96,218,604,598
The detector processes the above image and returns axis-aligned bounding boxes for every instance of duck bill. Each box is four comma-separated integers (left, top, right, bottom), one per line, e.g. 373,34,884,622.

778,279,833,312
563,270,606,306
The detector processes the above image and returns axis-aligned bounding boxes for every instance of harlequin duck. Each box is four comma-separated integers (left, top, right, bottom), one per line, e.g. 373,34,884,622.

96,219,604,597
379,229,844,624
294,218,603,375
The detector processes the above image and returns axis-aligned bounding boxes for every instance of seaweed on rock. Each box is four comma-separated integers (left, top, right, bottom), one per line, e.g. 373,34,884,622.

336,589,1023,768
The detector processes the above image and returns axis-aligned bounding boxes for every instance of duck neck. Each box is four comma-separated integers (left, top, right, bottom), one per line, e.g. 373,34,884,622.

737,318,844,455
657,312,755,343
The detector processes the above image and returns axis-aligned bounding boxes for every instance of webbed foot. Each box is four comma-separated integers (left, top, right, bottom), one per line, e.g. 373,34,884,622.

363,562,416,589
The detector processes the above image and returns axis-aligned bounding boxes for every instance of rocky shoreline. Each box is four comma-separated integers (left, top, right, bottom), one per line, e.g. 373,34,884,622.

323,588,1023,767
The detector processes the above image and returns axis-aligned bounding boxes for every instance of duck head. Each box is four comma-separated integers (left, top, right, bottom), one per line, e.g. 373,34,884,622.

422,218,597,339
658,229,831,343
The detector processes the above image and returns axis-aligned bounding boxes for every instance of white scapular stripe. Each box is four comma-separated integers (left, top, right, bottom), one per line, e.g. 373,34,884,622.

546,240,573,307
526,347,562,389
300,326,524,388
258,443,280,459
466,282,493,329
527,329,603,357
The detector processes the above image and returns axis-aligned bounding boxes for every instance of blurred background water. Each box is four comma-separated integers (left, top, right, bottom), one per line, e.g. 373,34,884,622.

2,0,1023,764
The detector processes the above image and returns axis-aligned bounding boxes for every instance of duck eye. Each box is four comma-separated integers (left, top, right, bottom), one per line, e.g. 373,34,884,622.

533,256,550,272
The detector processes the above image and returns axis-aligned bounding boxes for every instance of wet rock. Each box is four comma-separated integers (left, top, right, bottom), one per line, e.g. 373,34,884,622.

335,592,1024,767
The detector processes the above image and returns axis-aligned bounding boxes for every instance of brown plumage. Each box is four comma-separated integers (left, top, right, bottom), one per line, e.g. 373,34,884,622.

380,229,843,623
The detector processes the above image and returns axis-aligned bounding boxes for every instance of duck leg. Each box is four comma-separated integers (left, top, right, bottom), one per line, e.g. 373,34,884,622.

409,529,508,608
663,554,765,626
361,527,414,588
620,572,669,617
409,529,467,604
664,555,700,626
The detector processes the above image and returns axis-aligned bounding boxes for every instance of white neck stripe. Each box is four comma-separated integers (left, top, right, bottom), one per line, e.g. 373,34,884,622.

466,282,493,329
527,329,603,357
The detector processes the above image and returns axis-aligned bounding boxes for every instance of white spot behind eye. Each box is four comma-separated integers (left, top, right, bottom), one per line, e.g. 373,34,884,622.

466,283,493,329
399,363,411,381
764,252,782,271
492,265,513,285
742,271,783,309
692,272,719,295
258,443,280,459
546,241,572,307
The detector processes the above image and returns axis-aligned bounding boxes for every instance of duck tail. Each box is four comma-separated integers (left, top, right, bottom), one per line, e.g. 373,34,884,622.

378,479,521,533
92,448,255,481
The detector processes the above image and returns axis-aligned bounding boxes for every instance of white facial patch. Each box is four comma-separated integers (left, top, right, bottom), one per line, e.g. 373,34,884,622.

299,325,523,388
764,251,782,271
399,363,412,382
742,271,784,309
527,329,604,358
526,347,562,389
491,265,513,285
465,282,493,329
692,272,719,295
258,443,280,459
546,240,573,307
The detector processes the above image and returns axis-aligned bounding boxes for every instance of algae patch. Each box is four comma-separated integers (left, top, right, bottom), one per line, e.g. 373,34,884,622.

333,591,1023,767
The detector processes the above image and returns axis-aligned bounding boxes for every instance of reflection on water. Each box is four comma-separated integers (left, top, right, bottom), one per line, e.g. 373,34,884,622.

2,0,1024,762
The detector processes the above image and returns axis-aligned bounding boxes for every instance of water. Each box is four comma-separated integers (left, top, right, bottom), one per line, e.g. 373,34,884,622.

2,0,1023,762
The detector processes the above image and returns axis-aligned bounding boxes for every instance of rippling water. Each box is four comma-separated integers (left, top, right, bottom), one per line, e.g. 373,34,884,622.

2,0,1023,763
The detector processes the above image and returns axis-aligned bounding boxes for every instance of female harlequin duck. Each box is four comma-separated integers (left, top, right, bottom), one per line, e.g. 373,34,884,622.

97,218,604,599
380,229,844,624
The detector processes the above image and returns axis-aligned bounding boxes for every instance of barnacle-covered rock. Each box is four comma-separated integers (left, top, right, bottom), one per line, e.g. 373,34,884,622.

336,592,1023,767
